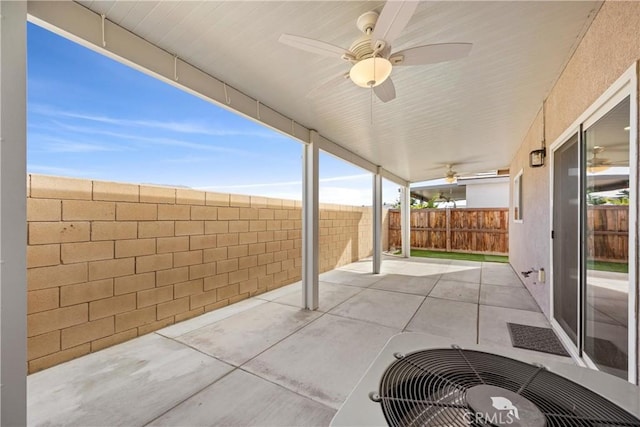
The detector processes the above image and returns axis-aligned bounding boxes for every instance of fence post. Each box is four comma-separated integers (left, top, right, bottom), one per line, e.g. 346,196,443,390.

446,208,451,252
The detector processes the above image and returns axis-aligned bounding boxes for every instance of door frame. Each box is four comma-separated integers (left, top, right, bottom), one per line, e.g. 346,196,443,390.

548,63,638,384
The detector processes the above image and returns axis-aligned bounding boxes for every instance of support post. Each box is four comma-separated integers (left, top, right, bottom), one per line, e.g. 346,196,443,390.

302,133,319,310
373,169,383,274
0,1,28,424
401,186,411,258
446,208,452,252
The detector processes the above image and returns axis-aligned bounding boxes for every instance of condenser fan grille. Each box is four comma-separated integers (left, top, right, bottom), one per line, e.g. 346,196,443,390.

375,348,640,426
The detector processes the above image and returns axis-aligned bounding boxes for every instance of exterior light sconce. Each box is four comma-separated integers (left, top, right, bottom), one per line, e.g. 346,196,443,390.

529,148,546,168
530,102,548,168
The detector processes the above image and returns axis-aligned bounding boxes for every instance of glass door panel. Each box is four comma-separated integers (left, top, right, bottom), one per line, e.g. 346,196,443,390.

584,96,630,379
553,133,580,344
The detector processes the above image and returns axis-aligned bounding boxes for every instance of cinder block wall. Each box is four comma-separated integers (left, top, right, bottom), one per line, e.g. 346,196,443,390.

26,174,379,373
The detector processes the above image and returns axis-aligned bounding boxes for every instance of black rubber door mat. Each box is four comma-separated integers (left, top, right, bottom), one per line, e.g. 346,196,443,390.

507,323,571,357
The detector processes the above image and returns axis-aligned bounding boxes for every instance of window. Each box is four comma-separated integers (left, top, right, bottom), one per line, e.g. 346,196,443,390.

513,170,523,222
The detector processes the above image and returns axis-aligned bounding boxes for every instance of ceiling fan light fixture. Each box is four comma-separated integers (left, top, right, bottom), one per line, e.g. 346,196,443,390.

445,175,456,184
349,57,392,88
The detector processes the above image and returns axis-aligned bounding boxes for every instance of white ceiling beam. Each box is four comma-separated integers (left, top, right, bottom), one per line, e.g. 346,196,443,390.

27,0,410,186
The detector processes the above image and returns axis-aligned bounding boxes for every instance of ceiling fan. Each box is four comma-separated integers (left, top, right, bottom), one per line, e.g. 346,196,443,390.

278,1,472,103
444,164,458,183
587,146,612,173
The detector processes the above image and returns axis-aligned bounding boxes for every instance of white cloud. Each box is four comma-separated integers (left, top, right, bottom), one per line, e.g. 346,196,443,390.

30,135,130,153
28,165,88,176
194,173,371,191
31,104,281,139
33,121,254,156
194,173,391,206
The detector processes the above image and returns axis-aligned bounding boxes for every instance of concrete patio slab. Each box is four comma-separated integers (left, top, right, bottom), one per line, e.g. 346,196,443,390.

439,266,482,283
27,255,562,427
157,298,268,339
481,264,524,286
382,262,445,277
480,284,541,312
254,281,301,301
371,273,439,296
478,304,549,346
429,279,480,304
477,305,573,364
27,334,232,426
271,281,362,312
405,297,478,343
328,288,424,329
243,314,397,409
175,302,321,366
149,369,335,426
319,269,384,287
335,260,373,273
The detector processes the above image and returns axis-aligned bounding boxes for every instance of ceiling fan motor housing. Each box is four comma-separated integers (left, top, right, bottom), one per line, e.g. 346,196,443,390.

356,11,379,34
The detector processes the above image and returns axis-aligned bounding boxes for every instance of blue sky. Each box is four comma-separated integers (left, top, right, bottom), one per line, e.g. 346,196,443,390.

27,23,399,206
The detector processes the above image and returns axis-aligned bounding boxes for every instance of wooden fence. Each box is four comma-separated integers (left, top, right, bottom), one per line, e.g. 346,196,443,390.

388,208,509,255
388,206,629,261
587,205,628,262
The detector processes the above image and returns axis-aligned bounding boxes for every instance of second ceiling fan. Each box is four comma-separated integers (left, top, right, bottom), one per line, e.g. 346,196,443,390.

279,1,472,103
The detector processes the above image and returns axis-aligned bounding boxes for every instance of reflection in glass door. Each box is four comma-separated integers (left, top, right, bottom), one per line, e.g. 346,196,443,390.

553,133,580,345
583,96,630,380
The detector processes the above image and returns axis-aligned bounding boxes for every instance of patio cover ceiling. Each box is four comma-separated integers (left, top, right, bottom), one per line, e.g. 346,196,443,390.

33,1,601,183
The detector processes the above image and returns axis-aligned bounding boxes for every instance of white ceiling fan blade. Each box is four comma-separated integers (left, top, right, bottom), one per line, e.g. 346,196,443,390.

372,1,419,48
279,34,350,58
390,43,473,66
306,72,350,99
374,77,396,103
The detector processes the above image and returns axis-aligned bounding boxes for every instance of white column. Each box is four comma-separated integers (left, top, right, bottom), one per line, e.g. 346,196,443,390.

302,132,319,310
0,1,28,425
401,185,411,258
372,170,383,274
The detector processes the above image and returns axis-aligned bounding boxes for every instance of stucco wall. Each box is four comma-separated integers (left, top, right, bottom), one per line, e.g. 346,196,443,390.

509,0,640,375
26,174,381,373
509,111,550,315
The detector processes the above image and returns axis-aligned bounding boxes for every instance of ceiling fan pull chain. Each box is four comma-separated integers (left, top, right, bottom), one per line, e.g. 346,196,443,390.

370,85,374,125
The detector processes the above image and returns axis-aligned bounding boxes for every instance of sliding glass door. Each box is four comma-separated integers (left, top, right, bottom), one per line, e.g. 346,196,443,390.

583,97,630,379
553,133,580,346
552,94,634,382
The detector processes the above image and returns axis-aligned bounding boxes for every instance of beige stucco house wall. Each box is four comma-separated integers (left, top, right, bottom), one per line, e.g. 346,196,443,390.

509,0,640,375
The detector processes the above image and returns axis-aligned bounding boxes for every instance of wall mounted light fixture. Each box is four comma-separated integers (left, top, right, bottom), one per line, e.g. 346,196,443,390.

530,103,547,168
529,148,546,167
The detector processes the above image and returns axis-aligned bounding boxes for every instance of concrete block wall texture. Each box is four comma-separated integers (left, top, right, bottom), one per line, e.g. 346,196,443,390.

26,174,381,373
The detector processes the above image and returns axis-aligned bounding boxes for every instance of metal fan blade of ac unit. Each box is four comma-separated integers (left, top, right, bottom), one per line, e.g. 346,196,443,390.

374,78,396,103
390,43,473,66
371,1,419,51
278,34,354,60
